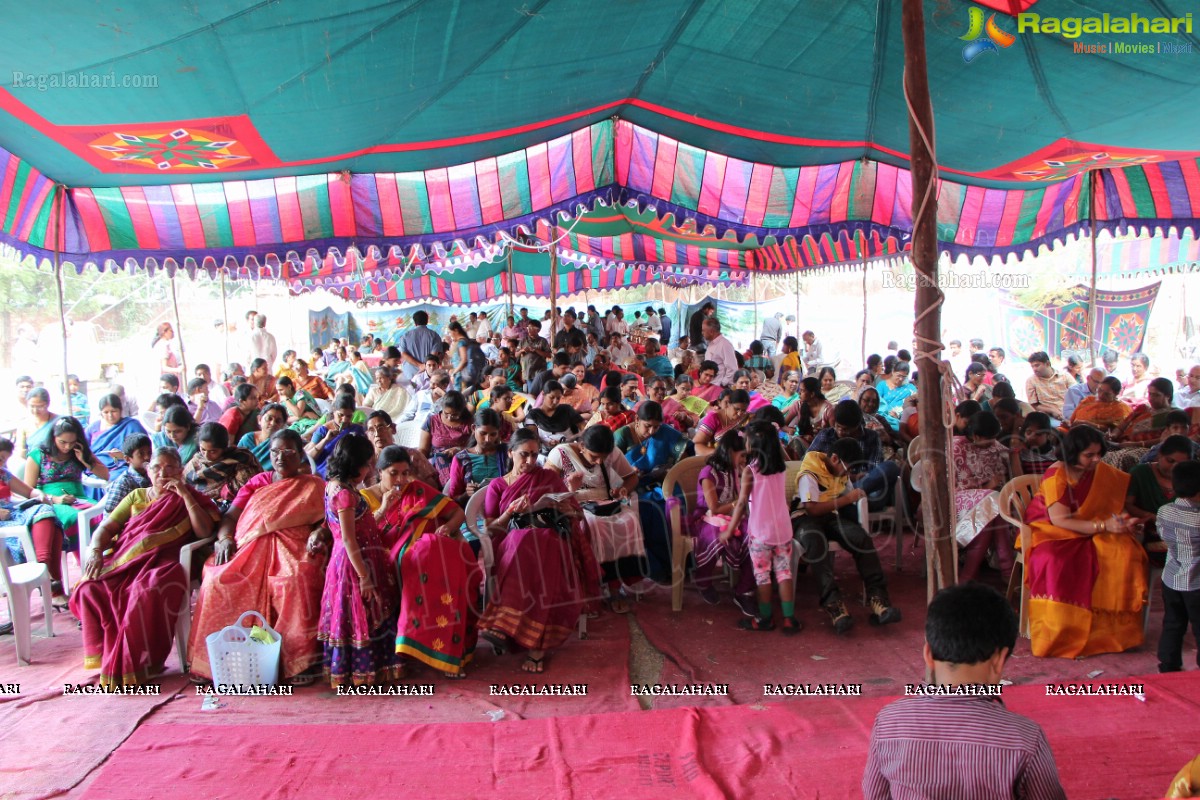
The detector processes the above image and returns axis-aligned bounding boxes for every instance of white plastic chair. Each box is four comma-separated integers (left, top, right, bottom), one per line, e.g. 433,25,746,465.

175,535,216,670
394,421,424,449
16,519,73,596
463,488,495,607
76,503,213,670
0,542,55,665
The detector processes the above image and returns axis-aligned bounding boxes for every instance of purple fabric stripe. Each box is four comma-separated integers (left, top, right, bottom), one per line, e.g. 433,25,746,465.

140,184,186,249
245,180,283,244
628,126,658,195
547,135,577,202
447,164,483,230
350,176,383,238
977,188,1007,248
719,157,753,221
892,171,913,231
1157,160,1188,219
1046,180,1070,238
810,165,840,225
1101,171,1123,221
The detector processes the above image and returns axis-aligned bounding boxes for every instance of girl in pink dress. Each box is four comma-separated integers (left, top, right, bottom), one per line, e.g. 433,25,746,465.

722,420,800,634
318,434,401,687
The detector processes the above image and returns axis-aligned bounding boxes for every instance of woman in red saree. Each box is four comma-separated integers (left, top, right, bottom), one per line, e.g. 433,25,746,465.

188,429,327,684
478,429,601,673
69,446,219,688
361,446,474,677
1022,425,1148,658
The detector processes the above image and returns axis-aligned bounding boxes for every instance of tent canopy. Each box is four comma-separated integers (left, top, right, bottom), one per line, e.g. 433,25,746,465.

2,0,1199,285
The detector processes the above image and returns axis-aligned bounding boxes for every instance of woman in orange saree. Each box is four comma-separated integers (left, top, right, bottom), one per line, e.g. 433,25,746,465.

188,430,328,683
362,446,474,677
1022,425,1148,658
70,446,219,688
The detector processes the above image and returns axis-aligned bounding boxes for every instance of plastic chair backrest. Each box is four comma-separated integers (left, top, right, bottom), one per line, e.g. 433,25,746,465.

907,434,923,467
0,545,17,594
662,455,706,518
998,474,1042,529
784,460,806,502
463,487,488,538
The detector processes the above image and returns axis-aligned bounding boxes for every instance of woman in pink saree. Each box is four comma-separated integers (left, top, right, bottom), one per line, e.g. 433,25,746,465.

70,446,219,688
188,429,328,684
478,429,601,673
362,446,474,678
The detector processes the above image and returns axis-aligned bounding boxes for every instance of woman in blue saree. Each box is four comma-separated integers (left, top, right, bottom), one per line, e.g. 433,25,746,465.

614,401,687,583
304,396,366,479
238,403,289,471
325,348,373,396
85,393,148,497
876,361,916,431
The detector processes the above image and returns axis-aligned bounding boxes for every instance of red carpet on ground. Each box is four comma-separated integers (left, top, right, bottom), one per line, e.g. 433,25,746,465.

82,672,1200,800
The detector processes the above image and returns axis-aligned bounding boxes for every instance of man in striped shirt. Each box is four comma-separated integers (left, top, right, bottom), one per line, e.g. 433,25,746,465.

863,584,1066,800
1156,460,1200,673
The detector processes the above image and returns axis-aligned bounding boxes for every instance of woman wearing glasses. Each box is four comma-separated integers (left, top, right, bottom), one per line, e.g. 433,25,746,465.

188,430,329,685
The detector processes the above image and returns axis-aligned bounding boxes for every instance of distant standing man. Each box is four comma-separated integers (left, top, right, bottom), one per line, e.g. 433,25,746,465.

760,312,784,357
689,302,717,355
248,314,278,371
398,310,444,386
801,330,823,375
657,308,673,351
701,317,738,386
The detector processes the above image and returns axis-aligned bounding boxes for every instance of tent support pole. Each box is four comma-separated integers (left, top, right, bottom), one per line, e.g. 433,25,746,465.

549,234,558,338
506,249,515,321
1087,170,1100,366
220,271,231,370
52,185,73,417
861,259,868,367
751,271,759,341
901,0,955,605
794,271,800,341
170,271,188,381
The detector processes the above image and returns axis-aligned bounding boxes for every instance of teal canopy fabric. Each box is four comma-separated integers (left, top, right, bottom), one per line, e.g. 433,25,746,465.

1,0,1198,291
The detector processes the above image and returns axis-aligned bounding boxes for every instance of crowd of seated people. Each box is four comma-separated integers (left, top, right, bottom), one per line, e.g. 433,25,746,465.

3,311,1198,693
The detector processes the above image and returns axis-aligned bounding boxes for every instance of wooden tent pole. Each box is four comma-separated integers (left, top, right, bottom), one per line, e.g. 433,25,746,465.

751,271,759,342
1087,170,1100,366
220,271,231,369
549,232,559,337
169,271,188,381
901,0,955,599
794,271,801,342
52,185,73,417
506,248,515,321
861,260,869,367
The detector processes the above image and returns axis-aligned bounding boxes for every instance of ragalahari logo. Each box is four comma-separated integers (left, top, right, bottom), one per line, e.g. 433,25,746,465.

961,6,1016,62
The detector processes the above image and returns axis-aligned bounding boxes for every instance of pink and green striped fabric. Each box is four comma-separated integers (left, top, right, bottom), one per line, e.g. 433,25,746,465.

3,119,1200,286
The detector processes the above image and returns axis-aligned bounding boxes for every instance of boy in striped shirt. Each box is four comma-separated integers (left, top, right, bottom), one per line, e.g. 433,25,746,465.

1156,460,1200,672
863,584,1066,799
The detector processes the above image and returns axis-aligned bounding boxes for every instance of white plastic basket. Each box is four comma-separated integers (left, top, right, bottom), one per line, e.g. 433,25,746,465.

205,610,282,690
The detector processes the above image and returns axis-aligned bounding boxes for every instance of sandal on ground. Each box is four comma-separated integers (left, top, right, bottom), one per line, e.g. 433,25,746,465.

443,669,468,680
521,656,545,674
480,629,509,656
288,667,321,686
780,616,803,636
604,590,631,614
738,616,775,632
187,673,212,687
52,594,71,612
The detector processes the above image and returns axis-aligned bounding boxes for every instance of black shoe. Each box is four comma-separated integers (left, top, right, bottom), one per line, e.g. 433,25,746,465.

698,586,720,605
738,615,775,632
824,601,855,635
0,622,13,636
869,597,902,626
733,594,758,618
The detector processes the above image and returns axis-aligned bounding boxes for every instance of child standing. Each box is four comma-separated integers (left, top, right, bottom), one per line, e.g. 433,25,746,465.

1156,460,1200,673
691,431,757,615
101,434,153,513
723,420,800,634
319,433,401,687
67,375,90,427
